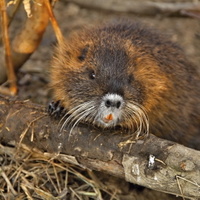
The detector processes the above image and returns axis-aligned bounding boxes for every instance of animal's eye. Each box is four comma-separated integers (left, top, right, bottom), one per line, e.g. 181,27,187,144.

89,70,96,79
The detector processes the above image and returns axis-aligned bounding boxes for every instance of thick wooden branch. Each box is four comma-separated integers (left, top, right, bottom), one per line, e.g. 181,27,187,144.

0,95,199,199
68,0,200,17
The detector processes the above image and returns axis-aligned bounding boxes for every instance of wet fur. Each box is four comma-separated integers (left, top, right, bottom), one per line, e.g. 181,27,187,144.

50,21,200,149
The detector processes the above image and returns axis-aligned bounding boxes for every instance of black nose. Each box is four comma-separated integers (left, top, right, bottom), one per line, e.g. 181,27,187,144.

105,99,121,108
103,94,123,109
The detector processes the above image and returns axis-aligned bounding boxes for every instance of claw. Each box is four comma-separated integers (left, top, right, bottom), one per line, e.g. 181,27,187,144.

48,100,66,119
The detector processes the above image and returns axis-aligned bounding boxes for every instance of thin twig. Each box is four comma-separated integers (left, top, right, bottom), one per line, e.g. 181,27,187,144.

176,175,186,200
0,167,18,195
44,0,64,44
0,0,17,95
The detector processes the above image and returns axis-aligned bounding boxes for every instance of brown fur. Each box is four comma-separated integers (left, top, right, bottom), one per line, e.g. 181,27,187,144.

50,21,200,149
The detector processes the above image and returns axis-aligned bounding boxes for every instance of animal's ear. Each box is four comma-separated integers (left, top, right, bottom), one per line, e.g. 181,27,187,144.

78,45,89,61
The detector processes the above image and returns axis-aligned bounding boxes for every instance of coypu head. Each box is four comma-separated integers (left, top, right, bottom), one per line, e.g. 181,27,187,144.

50,22,181,136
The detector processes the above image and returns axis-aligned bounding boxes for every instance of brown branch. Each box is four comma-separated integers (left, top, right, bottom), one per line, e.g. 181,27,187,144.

68,0,200,17
0,0,17,95
44,0,64,44
0,0,49,84
0,95,199,199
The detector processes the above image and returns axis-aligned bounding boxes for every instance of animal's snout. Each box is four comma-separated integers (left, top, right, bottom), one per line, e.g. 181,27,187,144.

105,99,121,108
97,93,124,126
103,94,123,109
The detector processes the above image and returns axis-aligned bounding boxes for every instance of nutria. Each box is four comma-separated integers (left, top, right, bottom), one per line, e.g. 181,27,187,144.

49,21,200,150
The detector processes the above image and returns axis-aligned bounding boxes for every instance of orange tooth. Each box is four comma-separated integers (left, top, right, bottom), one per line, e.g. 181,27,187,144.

107,113,113,120
103,113,113,123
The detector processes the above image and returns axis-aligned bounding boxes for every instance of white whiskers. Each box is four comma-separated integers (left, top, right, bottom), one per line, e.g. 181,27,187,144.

58,99,149,139
59,101,97,134
124,101,149,138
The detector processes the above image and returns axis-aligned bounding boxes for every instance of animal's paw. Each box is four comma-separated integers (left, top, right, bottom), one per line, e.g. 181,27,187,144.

48,100,66,119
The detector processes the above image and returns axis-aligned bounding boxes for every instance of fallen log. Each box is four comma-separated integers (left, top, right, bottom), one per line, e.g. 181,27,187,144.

67,0,200,17
0,95,199,199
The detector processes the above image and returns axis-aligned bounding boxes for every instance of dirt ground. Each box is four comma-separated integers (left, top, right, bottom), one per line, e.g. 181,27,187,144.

1,0,200,199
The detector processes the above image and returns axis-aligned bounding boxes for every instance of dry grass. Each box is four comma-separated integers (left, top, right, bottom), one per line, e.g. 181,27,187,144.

0,144,120,200
0,142,182,200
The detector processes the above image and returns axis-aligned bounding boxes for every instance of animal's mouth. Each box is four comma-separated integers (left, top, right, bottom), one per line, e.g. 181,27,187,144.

97,112,120,127
103,113,114,123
